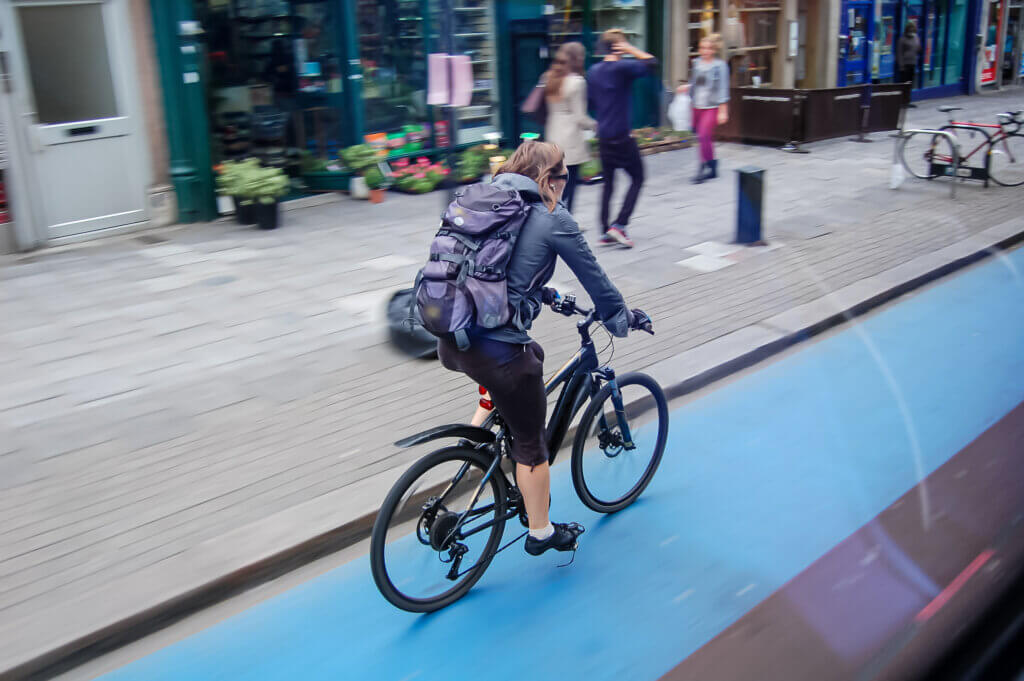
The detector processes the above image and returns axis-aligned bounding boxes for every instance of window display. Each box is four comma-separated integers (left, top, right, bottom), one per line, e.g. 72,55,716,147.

548,0,585,51
357,0,432,149
690,0,719,62
450,0,500,144
729,0,780,86
592,0,646,50
197,0,345,171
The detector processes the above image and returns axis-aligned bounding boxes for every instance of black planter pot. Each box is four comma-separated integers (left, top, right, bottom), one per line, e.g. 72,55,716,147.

233,197,256,225
254,201,280,230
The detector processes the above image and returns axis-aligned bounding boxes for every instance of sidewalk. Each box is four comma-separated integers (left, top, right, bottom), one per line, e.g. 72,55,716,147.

2,90,1023,679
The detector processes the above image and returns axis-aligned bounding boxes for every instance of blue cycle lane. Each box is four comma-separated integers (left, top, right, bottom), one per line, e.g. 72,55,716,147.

100,248,1024,681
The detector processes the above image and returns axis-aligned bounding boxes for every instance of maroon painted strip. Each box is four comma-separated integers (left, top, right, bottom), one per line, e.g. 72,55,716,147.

660,401,1024,681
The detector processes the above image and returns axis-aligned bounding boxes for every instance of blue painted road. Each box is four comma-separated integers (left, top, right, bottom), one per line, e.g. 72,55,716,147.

101,248,1024,681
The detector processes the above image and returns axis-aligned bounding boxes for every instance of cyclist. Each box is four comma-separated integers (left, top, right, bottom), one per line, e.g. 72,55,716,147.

437,141,649,556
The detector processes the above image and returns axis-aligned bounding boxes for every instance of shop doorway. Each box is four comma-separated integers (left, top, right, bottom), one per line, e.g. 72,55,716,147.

0,0,149,240
1004,1,1022,84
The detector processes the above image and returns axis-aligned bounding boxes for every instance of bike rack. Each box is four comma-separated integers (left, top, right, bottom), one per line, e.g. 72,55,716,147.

893,129,960,199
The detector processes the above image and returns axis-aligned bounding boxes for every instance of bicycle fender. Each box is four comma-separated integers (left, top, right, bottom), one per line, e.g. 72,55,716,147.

394,424,497,448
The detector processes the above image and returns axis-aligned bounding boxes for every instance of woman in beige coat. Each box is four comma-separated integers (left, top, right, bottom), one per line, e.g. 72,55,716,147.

543,42,596,213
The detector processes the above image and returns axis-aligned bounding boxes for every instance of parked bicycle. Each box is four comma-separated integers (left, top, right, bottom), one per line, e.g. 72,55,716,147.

900,107,1024,187
369,294,669,612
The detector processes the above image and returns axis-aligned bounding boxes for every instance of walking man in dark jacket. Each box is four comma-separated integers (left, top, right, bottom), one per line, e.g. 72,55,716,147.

587,29,658,249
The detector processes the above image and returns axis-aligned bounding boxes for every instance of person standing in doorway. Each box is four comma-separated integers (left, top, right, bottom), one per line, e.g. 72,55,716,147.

678,34,729,184
897,22,921,107
544,42,596,213
587,29,658,249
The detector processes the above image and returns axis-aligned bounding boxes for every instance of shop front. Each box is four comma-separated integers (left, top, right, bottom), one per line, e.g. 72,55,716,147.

534,0,662,134
188,0,503,187
837,0,981,98
980,0,1024,87
677,0,793,88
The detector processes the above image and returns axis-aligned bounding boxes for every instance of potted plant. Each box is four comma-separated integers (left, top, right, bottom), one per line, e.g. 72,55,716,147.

239,166,290,230
364,166,386,203
216,159,260,225
341,144,381,200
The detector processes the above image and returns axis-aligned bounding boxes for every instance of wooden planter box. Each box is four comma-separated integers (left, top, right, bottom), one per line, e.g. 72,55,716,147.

638,138,693,156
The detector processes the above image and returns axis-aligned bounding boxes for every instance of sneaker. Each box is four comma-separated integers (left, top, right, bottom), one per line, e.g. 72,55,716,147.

599,232,617,246
606,226,635,248
524,522,585,555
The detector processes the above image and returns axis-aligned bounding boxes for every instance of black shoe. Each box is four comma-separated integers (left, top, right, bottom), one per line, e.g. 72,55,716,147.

707,159,718,179
690,162,707,184
524,522,585,555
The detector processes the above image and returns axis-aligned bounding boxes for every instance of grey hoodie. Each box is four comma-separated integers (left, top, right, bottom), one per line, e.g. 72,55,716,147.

477,173,630,344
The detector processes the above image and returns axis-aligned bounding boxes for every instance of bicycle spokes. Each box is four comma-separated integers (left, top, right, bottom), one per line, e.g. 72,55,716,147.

578,382,660,502
379,457,505,600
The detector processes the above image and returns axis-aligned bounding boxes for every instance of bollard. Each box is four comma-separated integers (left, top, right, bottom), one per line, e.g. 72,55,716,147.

736,166,765,245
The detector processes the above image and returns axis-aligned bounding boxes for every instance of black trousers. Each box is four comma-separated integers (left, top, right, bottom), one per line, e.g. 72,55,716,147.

898,65,916,87
438,338,549,467
598,136,645,232
563,163,581,213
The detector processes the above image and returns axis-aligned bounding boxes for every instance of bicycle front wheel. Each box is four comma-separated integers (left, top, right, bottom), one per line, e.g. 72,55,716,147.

900,130,956,180
571,372,669,514
370,446,507,612
989,134,1024,187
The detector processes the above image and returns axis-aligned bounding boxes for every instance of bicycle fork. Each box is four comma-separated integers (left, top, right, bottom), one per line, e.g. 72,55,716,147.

599,369,635,450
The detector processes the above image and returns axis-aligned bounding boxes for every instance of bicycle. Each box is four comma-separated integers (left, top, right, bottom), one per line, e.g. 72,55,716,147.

900,106,1024,187
369,295,669,612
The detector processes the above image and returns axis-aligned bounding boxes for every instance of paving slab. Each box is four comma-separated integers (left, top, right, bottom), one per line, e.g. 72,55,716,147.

2,88,1024,680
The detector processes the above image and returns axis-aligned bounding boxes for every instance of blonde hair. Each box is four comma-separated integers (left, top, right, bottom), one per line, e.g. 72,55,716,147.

495,142,566,212
700,33,723,57
601,28,628,45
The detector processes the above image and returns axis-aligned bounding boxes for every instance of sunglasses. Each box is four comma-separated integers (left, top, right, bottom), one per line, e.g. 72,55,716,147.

550,172,569,181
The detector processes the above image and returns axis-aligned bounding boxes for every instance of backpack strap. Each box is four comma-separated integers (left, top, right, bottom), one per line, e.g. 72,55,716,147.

437,229,483,252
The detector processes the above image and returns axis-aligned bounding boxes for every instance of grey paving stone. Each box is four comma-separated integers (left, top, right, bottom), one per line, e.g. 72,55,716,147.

1,88,1023,679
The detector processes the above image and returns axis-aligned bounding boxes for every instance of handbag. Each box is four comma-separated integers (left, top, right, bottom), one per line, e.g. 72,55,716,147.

521,81,548,125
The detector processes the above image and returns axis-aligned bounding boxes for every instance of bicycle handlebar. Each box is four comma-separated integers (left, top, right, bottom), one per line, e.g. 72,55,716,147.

549,294,593,318
547,293,654,335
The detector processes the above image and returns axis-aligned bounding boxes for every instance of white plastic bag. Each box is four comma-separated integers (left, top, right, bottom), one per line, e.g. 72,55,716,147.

668,92,692,132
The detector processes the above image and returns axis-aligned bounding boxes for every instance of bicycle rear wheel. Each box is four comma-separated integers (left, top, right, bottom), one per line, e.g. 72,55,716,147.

900,130,957,180
571,372,669,514
370,446,507,612
989,134,1024,187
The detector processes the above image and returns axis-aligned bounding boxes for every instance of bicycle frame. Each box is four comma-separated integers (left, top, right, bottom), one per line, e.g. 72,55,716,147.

446,309,634,548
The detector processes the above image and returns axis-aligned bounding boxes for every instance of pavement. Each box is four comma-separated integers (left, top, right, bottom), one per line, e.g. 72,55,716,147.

2,88,1024,679
63,237,1024,681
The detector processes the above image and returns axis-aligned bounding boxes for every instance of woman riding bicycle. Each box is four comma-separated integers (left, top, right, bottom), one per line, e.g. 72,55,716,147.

437,141,647,556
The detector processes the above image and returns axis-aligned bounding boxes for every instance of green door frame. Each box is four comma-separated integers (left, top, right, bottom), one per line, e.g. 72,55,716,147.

150,0,217,223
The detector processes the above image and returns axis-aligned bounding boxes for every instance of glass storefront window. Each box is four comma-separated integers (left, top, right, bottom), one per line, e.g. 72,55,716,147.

196,0,345,169
944,0,969,84
451,0,500,145
357,0,432,150
924,2,948,86
690,0,719,61
548,0,585,51
593,0,647,50
730,0,780,86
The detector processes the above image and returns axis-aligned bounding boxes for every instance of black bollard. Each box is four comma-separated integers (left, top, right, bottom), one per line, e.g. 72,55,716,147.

736,166,765,245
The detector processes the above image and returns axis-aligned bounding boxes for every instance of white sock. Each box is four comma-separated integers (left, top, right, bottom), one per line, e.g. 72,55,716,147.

529,524,555,541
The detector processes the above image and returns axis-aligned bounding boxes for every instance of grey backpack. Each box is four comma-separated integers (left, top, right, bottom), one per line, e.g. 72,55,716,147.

415,183,531,350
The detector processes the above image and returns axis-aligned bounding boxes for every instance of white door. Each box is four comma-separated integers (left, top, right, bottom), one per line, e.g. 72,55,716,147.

1,0,148,240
